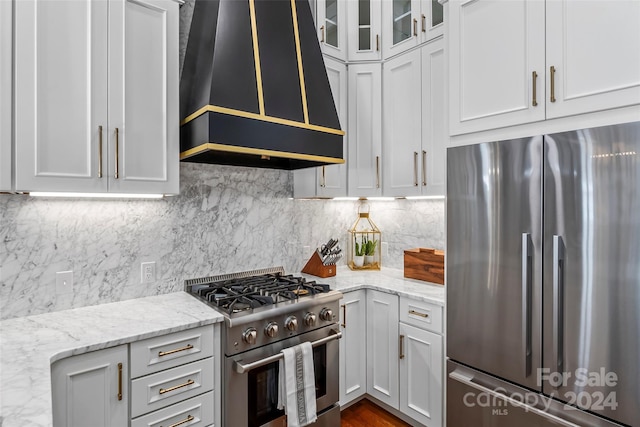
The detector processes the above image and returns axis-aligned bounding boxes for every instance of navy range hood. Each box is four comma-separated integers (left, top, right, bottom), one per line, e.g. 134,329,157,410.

180,0,345,170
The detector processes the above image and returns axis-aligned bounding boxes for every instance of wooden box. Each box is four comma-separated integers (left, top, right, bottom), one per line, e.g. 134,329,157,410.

403,248,444,285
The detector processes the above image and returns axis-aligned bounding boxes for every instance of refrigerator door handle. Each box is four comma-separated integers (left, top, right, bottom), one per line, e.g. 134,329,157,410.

553,235,565,376
448,371,582,427
522,233,533,377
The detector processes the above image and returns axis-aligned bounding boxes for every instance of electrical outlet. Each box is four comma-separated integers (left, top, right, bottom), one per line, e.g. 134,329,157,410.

303,245,311,257
382,241,389,257
56,270,74,295
141,262,156,284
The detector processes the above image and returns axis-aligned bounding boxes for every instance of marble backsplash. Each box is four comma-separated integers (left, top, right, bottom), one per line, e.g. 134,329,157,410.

0,163,443,320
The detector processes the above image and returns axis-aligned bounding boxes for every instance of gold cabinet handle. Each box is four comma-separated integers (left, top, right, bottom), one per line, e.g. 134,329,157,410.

550,66,556,103
422,150,427,186
158,344,194,357
117,362,123,401
413,152,419,186
320,25,325,43
532,71,538,107
114,128,120,179
399,335,405,359
98,125,103,178
413,18,418,36
421,14,426,32
321,166,326,188
340,304,346,328
375,155,380,188
159,379,195,395
164,415,195,427
376,34,380,51
409,309,429,318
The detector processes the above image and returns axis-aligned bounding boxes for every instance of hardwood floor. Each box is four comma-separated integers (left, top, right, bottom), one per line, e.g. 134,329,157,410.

341,399,413,427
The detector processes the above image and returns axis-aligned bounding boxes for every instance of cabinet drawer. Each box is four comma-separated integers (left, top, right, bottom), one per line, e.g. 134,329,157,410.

131,390,214,427
131,358,214,418
131,325,214,378
399,297,443,334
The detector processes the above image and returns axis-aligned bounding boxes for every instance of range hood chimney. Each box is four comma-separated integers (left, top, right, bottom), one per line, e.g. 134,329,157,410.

180,0,345,170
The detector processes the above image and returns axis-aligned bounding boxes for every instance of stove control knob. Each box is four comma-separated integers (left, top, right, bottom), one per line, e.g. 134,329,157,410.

242,327,257,345
304,312,317,327
265,322,279,338
320,308,333,321
285,316,298,331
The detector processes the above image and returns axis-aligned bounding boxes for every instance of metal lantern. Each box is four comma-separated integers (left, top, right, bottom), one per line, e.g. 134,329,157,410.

348,205,381,270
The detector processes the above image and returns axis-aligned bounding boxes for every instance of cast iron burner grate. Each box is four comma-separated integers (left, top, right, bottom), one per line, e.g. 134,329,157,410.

191,272,330,314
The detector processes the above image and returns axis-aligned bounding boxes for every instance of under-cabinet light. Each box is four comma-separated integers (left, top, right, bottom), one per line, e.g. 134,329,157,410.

365,197,396,201
405,195,446,200
29,192,165,199
332,197,359,201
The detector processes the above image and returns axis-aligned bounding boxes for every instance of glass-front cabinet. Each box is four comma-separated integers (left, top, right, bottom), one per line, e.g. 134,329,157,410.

347,0,382,61
382,0,443,58
317,0,347,60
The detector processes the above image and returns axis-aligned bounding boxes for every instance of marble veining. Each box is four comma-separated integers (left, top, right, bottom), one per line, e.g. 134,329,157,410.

1,162,444,320
0,292,223,427
0,270,439,427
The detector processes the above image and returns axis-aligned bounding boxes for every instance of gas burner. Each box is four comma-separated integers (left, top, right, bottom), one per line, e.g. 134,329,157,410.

187,269,332,316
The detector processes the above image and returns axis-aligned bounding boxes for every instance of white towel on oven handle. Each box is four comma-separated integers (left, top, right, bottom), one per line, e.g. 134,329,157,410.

277,341,317,427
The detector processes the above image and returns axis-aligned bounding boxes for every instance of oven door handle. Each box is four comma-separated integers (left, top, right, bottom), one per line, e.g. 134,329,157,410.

234,329,342,374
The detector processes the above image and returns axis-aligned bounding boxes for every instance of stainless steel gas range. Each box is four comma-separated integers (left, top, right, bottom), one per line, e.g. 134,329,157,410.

185,267,343,427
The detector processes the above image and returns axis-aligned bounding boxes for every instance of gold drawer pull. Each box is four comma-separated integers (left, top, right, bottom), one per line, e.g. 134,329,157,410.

159,379,195,395
163,414,194,427
158,344,194,357
409,309,429,318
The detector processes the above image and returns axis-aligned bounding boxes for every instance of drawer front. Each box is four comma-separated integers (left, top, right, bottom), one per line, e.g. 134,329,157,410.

131,358,214,418
131,391,214,427
399,297,443,334
131,325,214,378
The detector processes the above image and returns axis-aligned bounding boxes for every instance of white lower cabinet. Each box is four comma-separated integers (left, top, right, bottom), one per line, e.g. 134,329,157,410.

51,345,129,427
399,323,443,427
131,391,214,427
340,290,444,427
339,290,367,406
366,290,399,408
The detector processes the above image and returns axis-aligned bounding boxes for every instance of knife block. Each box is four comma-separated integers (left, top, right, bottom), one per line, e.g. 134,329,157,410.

301,251,336,278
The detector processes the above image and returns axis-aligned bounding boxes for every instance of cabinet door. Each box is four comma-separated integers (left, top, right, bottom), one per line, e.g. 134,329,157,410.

317,0,347,61
449,0,545,135
382,49,422,197
348,63,382,197
366,290,399,408
421,38,445,196
14,0,109,192
52,345,128,427
419,0,444,43
545,0,640,119
347,0,382,61
399,323,443,427
339,290,367,406
0,0,11,191
108,0,180,195
383,0,421,58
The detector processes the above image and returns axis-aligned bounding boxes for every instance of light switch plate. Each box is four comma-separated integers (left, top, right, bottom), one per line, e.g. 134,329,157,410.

56,270,74,295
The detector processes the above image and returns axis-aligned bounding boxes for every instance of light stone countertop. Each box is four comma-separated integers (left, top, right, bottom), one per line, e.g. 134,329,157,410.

0,268,442,427
0,292,224,427
302,266,445,306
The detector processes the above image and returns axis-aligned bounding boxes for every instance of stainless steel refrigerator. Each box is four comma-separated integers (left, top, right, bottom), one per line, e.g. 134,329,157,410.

446,122,640,427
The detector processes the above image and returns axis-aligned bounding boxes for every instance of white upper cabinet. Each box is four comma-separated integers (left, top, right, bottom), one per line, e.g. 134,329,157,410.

14,0,179,194
317,0,347,61
545,0,640,119
347,0,382,61
0,0,12,191
382,0,444,59
293,57,347,198
348,62,383,197
449,0,640,136
449,0,545,135
383,49,423,196
383,38,445,197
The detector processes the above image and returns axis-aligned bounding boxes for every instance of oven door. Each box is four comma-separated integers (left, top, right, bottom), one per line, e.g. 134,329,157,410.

224,326,341,427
